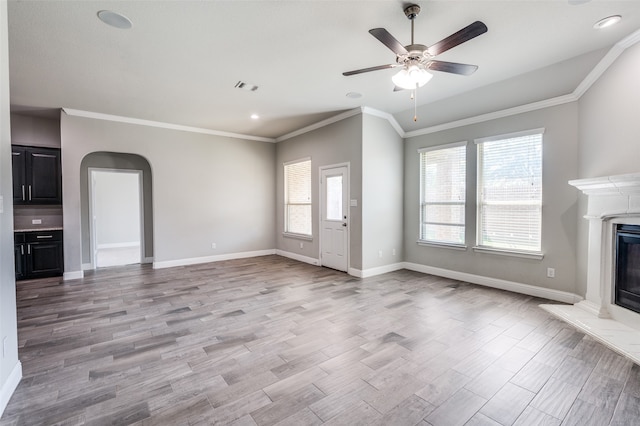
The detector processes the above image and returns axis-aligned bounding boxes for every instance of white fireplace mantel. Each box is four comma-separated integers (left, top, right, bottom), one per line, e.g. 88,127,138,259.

541,172,640,365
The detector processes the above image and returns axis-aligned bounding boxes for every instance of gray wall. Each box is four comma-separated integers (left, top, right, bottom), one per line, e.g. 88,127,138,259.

10,113,60,148
575,42,640,296
404,103,579,294
362,114,404,270
61,113,276,274
0,0,20,415
275,115,363,269
79,152,153,264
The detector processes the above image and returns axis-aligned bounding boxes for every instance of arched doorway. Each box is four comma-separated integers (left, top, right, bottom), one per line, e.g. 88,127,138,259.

79,152,153,270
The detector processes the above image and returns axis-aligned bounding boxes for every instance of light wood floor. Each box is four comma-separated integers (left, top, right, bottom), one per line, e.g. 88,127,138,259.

2,255,639,425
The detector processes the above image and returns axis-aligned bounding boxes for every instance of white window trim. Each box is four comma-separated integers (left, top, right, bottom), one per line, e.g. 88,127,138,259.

475,128,544,257
472,246,544,260
418,140,467,153
418,141,467,246
474,128,545,145
283,232,313,241
284,157,312,237
417,240,467,251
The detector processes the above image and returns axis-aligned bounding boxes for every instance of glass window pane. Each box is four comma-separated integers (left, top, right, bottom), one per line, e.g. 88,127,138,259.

285,159,312,235
477,132,542,252
419,144,466,244
326,175,342,221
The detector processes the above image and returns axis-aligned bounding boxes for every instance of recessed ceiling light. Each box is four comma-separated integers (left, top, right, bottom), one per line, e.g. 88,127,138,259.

594,15,622,29
97,10,133,29
346,92,362,99
250,114,260,120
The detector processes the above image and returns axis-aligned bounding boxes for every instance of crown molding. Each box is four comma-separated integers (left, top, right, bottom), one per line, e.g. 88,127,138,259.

361,106,405,137
404,94,577,138
62,108,277,143
275,108,362,142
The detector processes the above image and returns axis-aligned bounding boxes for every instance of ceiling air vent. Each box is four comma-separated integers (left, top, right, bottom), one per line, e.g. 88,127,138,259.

235,81,259,92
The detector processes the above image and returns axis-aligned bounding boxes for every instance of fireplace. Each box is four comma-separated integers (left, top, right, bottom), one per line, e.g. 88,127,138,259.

615,224,640,314
539,173,640,365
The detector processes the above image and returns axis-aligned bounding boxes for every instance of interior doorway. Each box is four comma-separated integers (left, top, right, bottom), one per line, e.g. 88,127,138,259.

89,168,143,268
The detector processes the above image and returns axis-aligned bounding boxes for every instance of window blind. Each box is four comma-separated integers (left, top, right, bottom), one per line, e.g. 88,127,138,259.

476,130,542,252
419,143,466,244
284,159,312,236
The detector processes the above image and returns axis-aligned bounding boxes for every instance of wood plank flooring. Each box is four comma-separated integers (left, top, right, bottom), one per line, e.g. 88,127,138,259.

1,255,639,425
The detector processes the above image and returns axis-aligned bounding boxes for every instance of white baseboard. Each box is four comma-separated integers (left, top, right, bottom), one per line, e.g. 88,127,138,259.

274,250,320,266
153,249,276,269
97,242,140,249
348,262,405,278
0,361,22,418
63,270,84,280
403,262,582,304
81,263,93,271
141,257,154,264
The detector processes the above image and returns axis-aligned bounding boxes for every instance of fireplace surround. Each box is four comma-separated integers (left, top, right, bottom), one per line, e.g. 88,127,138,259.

541,172,640,365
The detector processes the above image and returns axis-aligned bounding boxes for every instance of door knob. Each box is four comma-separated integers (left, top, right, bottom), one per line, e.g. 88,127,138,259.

342,223,347,227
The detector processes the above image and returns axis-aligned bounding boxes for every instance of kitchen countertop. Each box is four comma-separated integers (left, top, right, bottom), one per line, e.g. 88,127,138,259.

14,227,63,232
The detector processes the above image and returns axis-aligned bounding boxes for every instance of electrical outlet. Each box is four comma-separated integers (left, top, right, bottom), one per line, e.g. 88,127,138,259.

32,219,42,225
392,248,396,256
211,243,216,249
378,250,383,258
299,242,304,249
547,268,555,278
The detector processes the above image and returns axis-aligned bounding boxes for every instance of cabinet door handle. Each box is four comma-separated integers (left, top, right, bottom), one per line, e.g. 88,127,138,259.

36,235,53,239
22,185,25,201
28,185,32,201
27,244,31,255
21,245,24,255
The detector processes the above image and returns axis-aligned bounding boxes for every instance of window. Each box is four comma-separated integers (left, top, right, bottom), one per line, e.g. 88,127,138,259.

284,158,311,236
476,129,543,253
419,142,466,245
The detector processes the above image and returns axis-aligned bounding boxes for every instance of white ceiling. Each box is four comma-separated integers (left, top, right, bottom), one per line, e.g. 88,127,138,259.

7,1,640,139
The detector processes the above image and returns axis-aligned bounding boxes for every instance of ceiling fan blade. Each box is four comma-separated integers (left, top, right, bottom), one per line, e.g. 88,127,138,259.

369,28,409,55
343,64,397,76
427,60,478,76
427,21,488,57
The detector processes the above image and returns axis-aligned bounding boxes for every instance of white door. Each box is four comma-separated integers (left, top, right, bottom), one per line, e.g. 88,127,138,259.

320,166,349,272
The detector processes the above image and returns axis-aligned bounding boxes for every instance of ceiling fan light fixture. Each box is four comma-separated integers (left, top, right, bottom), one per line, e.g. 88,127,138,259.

594,15,621,29
392,66,433,90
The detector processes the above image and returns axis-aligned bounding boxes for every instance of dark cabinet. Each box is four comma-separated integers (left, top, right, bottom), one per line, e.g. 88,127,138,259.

15,230,64,280
12,145,62,205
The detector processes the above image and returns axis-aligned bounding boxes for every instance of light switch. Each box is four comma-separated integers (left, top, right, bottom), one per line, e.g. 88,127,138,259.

350,199,358,207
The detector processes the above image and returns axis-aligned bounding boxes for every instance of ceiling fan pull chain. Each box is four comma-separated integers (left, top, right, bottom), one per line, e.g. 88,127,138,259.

413,86,418,122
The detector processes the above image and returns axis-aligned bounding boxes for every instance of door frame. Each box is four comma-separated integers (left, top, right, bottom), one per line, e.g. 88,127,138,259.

318,162,350,272
88,167,144,269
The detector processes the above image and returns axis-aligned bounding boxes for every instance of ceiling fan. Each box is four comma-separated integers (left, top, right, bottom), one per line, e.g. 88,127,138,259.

343,4,488,119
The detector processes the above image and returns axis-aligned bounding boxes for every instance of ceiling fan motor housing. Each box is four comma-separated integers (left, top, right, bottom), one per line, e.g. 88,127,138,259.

404,4,421,20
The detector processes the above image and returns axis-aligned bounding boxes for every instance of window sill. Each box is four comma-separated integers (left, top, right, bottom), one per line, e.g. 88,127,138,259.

283,232,313,241
417,240,467,251
472,246,544,260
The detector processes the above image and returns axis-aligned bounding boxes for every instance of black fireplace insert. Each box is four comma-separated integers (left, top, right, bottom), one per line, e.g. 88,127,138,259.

615,224,640,314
